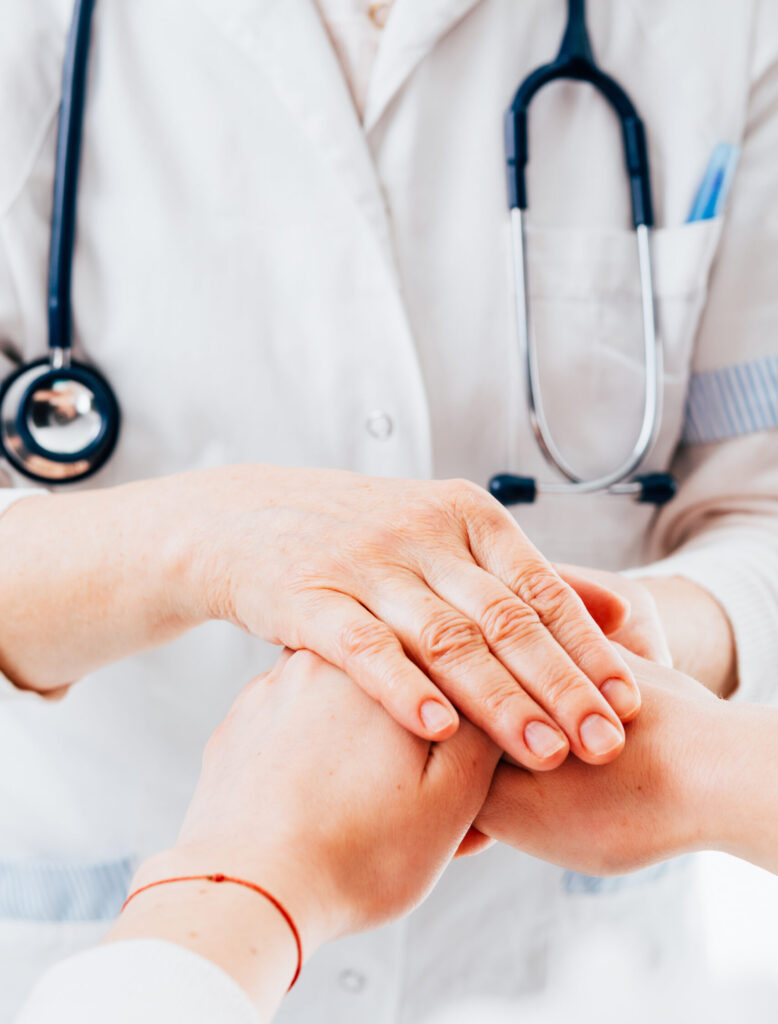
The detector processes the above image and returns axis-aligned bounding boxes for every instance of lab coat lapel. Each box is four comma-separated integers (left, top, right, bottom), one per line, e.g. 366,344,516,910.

192,0,395,262
363,0,485,132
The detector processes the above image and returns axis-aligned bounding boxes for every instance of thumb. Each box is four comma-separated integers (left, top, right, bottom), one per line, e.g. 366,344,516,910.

425,717,502,815
555,564,630,635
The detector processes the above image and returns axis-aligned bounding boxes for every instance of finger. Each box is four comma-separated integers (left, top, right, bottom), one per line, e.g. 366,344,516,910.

426,559,629,764
459,502,640,717
368,575,570,769
296,592,460,741
425,713,503,817
445,518,641,721
454,827,496,859
454,490,629,638
554,565,630,635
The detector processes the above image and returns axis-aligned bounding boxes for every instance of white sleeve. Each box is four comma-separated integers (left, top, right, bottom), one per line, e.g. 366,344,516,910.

14,940,263,1024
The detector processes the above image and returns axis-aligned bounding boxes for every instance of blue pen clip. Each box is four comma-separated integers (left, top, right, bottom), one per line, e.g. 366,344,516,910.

687,143,741,222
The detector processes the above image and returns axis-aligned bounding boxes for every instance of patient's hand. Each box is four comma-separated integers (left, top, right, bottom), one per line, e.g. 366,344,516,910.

129,651,500,952
559,565,672,667
474,652,719,877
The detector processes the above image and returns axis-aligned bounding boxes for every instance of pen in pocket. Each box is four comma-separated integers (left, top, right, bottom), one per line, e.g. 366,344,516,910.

687,142,741,222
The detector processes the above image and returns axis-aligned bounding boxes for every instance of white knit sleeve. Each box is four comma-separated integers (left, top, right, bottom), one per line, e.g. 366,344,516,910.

15,940,262,1024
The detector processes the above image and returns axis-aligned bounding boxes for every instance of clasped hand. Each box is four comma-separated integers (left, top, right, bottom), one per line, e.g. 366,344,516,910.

126,642,719,967
187,466,640,767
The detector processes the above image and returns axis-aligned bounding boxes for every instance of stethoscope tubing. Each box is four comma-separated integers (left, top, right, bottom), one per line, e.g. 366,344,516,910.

48,0,97,359
511,210,663,496
494,0,674,503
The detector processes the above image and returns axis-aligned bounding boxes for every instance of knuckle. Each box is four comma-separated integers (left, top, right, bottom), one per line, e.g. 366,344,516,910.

537,669,592,712
480,683,523,722
558,630,608,669
479,594,540,647
417,612,484,667
338,619,397,667
443,477,492,515
512,569,571,621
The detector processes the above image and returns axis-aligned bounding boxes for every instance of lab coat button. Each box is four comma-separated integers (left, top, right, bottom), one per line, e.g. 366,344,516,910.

366,411,394,440
338,968,367,993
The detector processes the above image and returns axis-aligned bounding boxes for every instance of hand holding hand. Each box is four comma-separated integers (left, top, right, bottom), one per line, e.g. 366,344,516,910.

123,650,501,956
184,466,639,768
474,652,720,877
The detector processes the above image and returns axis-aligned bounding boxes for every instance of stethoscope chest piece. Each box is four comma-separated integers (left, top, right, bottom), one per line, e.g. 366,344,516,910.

0,357,119,483
0,0,121,486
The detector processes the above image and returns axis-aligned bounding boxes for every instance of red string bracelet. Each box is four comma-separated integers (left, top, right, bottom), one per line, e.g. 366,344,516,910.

121,873,303,989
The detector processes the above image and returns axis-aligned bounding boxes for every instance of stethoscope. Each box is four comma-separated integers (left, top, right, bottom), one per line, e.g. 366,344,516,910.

0,0,118,484
488,0,676,507
0,0,676,503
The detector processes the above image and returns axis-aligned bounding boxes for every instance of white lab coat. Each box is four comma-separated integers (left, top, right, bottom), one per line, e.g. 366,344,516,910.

2,0,778,1021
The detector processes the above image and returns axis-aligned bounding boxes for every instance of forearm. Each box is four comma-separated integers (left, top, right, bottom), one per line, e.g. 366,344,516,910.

640,576,737,698
0,476,205,691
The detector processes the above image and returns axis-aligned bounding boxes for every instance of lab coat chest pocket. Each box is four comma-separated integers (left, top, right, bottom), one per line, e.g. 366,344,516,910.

523,218,723,480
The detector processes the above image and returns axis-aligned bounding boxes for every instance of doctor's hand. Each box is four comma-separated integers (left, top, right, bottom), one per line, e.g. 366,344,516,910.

1,466,637,769
109,651,501,1016
188,466,639,768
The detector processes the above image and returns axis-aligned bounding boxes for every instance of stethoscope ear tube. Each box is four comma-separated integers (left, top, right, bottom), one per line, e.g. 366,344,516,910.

49,0,97,356
493,0,674,508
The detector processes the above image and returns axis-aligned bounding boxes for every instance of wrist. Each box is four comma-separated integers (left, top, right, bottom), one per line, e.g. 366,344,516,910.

161,465,273,628
147,470,235,628
127,844,338,961
108,860,297,1018
639,576,737,698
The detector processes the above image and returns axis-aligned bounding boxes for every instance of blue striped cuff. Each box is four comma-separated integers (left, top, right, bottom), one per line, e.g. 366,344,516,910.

683,354,778,444
563,855,696,896
0,857,135,922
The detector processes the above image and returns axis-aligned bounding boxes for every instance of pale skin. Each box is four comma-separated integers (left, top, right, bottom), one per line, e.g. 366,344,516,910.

559,564,737,698
108,651,501,1021
476,651,776,876
105,651,774,1024
0,465,645,768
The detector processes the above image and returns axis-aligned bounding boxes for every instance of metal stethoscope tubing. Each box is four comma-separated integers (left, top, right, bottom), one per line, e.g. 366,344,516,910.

512,211,663,497
489,0,677,507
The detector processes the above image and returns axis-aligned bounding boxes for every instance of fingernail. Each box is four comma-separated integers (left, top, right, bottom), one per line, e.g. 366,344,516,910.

420,700,456,734
601,677,641,719
524,721,567,760
580,714,624,757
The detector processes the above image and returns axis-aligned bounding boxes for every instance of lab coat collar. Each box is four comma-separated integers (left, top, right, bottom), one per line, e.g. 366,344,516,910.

191,0,396,264
363,0,486,131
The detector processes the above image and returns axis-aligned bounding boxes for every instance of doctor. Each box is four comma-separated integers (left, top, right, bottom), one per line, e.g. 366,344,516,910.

1,0,777,1021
